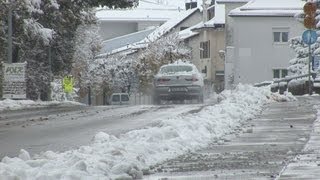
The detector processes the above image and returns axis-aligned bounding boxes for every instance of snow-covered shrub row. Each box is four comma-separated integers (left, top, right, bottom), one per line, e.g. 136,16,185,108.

287,78,310,96
0,99,39,112
0,85,280,179
0,98,84,112
269,91,297,102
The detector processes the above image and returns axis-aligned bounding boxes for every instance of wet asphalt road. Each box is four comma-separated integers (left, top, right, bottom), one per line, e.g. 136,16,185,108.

145,96,319,180
0,103,205,159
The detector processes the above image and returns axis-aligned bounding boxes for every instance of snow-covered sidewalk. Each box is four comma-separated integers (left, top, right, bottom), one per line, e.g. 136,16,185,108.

0,85,290,180
277,105,320,179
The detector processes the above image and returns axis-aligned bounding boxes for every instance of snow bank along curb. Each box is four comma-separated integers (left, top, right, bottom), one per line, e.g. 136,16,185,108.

0,85,287,179
0,99,84,112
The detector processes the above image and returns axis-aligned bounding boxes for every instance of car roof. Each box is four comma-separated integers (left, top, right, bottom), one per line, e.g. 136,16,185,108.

159,63,198,73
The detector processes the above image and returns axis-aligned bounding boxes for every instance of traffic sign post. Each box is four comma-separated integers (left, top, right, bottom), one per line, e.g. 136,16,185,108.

302,1,319,95
302,30,318,95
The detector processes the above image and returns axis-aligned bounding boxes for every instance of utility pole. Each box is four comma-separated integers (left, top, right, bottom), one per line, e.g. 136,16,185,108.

7,0,13,64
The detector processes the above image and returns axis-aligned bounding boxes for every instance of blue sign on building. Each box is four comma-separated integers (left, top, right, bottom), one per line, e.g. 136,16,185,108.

313,55,320,71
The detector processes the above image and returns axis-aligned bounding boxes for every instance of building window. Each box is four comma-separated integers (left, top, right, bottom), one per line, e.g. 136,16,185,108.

202,66,207,74
273,28,289,43
215,70,224,77
208,8,215,20
273,69,288,79
200,41,210,59
185,2,197,10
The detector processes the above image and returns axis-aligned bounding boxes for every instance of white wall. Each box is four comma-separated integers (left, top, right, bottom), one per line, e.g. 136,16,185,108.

224,2,248,46
220,2,251,89
232,16,304,84
185,35,201,69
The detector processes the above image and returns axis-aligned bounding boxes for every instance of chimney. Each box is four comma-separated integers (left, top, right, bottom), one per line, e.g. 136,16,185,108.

185,0,197,10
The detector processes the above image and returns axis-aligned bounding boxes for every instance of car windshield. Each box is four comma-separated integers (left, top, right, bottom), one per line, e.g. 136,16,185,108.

112,95,120,102
160,65,193,74
121,94,129,101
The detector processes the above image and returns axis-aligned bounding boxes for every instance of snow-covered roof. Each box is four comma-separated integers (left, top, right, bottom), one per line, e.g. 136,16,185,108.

96,0,204,22
229,0,304,17
143,8,200,42
216,0,249,3
178,22,201,40
96,41,147,58
137,0,203,10
96,9,180,22
98,27,156,55
96,6,200,57
191,4,226,31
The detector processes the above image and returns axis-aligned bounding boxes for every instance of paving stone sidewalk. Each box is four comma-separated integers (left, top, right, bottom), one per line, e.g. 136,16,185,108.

277,96,320,179
146,96,320,180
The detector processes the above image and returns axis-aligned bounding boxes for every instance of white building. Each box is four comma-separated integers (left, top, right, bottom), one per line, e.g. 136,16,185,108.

96,0,203,40
218,0,305,88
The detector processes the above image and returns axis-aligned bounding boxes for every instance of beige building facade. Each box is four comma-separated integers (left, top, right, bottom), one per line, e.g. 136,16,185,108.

182,3,226,93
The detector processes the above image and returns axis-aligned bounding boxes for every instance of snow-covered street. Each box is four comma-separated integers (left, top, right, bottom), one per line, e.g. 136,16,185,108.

3,0,320,179
0,99,209,159
0,85,277,179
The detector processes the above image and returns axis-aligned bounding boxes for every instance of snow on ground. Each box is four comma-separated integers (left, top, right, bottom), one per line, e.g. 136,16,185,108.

0,99,84,112
276,105,320,179
0,85,290,179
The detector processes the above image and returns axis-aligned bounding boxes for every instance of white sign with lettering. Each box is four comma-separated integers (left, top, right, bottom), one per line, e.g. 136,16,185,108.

3,62,27,99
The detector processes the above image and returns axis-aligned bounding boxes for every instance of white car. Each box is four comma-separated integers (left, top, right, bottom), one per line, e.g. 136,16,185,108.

109,93,130,105
152,61,204,104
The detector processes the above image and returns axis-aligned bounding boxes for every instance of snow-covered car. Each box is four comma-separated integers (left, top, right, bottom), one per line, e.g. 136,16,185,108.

152,61,204,104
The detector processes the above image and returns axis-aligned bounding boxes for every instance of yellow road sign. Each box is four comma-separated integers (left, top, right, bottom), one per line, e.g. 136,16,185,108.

63,76,74,93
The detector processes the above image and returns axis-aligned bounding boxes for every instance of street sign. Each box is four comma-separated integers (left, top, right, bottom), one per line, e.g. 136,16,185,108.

313,55,320,70
63,75,74,93
2,62,27,99
302,30,318,45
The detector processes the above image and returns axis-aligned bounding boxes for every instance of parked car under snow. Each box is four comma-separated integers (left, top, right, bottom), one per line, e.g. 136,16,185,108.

152,61,204,104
